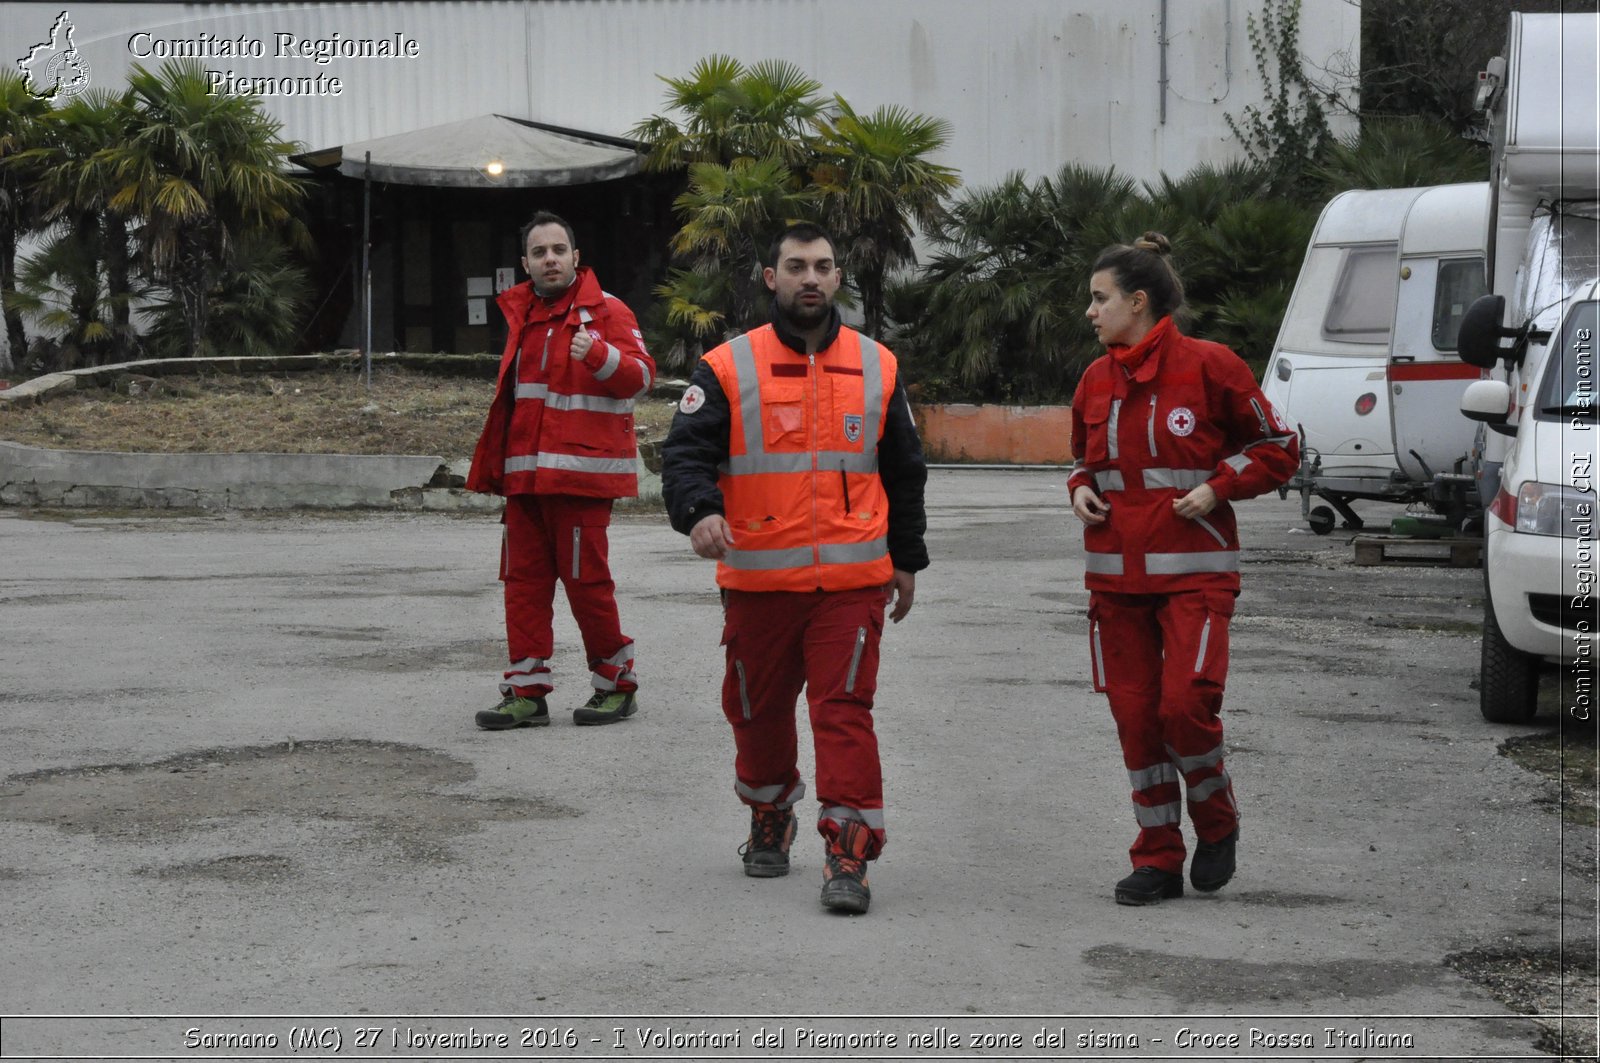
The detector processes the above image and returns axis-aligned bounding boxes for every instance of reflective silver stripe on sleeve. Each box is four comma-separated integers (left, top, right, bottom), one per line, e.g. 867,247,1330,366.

1188,772,1233,803
1168,742,1227,773
1108,399,1121,460
845,626,867,693
513,383,635,414
1224,453,1252,474
1143,467,1212,490
1134,801,1182,827
1085,552,1125,575
820,805,885,830
727,450,879,475
1096,470,1126,492
1145,550,1238,574
859,332,885,444
1193,615,1212,672
730,333,764,459
592,342,622,381
1129,763,1178,790
504,453,637,475
1192,515,1229,548
633,361,653,399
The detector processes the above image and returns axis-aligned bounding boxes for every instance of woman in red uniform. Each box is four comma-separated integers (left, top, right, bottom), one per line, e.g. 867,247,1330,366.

1068,233,1298,905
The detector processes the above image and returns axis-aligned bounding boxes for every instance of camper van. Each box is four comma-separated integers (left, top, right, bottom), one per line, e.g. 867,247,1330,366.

1457,11,1599,723
1262,183,1490,534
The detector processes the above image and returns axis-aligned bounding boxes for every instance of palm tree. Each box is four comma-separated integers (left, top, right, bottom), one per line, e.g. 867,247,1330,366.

630,55,825,171
812,98,959,339
103,60,306,357
0,70,56,369
19,87,142,364
1310,115,1487,192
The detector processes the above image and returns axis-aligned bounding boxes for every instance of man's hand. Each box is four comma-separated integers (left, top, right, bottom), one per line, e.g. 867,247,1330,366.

570,328,595,361
885,569,916,623
690,513,735,559
1173,483,1218,519
1072,484,1111,525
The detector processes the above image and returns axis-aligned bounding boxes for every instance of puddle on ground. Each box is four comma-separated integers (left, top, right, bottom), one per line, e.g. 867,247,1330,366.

0,740,576,869
1081,944,1442,1004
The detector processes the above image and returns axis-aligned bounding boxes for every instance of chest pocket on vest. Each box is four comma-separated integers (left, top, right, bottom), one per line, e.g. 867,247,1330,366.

1079,392,1113,464
762,381,807,448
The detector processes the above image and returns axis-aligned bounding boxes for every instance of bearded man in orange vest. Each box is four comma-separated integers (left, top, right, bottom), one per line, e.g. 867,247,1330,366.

467,212,656,730
661,221,929,915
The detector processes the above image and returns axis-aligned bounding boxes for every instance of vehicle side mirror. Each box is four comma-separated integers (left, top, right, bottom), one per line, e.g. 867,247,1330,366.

1461,378,1517,436
1457,295,1510,368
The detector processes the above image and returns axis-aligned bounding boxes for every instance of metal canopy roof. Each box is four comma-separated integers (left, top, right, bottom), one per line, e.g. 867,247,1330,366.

294,114,644,187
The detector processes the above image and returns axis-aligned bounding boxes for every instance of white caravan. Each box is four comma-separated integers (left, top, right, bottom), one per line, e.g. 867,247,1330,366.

1262,183,1490,534
1458,10,1599,722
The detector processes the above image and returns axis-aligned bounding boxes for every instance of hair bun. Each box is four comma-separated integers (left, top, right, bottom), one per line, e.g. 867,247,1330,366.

1133,231,1172,256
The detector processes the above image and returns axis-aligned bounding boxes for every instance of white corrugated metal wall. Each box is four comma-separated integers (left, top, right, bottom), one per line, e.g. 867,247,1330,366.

4,0,1361,188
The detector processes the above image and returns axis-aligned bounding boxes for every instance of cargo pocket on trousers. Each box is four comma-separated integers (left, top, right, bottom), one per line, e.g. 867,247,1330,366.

568,511,612,584
1192,591,1236,688
1088,602,1109,693
720,615,752,720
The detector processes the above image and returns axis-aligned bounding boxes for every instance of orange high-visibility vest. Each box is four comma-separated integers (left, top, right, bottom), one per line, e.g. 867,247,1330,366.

703,324,897,592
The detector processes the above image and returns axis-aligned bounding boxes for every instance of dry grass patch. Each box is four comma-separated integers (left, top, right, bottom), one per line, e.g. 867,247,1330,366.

0,367,682,456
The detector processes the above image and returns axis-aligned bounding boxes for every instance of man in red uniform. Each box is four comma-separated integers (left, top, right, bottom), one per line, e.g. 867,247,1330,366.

660,222,929,915
1070,233,1297,905
467,212,656,729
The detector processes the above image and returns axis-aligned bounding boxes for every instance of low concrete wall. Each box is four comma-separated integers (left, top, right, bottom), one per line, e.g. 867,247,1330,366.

0,442,663,512
914,403,1072,465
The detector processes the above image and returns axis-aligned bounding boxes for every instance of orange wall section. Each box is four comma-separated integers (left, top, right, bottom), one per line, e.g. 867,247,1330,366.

913,404,1073,465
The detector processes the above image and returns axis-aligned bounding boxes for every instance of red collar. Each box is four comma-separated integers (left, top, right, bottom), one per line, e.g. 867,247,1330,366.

1105,316,1176,386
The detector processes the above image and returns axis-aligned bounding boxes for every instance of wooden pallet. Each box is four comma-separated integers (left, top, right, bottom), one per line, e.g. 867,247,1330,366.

1352,535,1482,568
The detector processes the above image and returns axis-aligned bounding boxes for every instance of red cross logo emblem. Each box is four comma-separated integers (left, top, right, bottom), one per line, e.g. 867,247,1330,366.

1167,406,1197,437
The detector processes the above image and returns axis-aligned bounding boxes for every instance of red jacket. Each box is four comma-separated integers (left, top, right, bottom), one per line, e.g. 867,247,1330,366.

1068,317,1298,594
467,267,655,499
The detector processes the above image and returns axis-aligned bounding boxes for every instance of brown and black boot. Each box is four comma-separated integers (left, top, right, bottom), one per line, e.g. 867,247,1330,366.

820,820,873,914
739,804,796,878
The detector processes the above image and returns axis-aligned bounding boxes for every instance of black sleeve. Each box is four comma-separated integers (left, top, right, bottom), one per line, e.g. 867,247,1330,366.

660,359,732,536
878,378,930,573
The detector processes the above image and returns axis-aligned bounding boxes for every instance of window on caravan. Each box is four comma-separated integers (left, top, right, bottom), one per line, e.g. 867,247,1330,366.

1322,244,1398,343
1432,257,1489,351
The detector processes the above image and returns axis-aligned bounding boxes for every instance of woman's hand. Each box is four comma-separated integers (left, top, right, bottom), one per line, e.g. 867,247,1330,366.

1173,483,1218,519
1073,485,1111,525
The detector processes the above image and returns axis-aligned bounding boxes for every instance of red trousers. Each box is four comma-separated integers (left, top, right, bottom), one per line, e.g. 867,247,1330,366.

720,587,888,858
1090,589,1239,874
499,494,636,697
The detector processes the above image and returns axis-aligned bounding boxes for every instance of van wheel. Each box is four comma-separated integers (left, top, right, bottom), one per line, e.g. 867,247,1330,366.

1308,505,1336,536
1480,594,1540,722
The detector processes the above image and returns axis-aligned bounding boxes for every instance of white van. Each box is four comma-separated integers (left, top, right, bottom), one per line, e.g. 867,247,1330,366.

1262,183,1489,534
1457,10,1598,723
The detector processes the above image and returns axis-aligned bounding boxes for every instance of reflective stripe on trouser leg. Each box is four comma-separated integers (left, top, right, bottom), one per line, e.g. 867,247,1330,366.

1156,590,1239,843
500,656,552,697
1091,590,1187,873
805,586,888,858
501,495,558,688
721,590,809,815
548,496,635,693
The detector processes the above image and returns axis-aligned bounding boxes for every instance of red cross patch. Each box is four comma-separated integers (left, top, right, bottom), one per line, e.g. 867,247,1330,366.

1166,406,1197,437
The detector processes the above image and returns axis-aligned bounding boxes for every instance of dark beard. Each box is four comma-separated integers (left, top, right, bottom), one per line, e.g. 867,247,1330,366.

777,293,831,332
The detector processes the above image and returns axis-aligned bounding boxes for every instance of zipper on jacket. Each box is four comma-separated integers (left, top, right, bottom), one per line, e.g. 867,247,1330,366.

1147,394,1159,456
839,459,851,515
809,352,822,572
540,326,554,372
845,626,867,692
1108,399,1122,460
